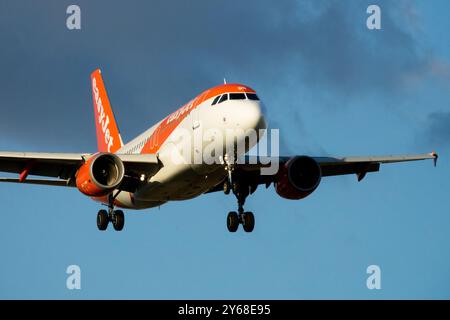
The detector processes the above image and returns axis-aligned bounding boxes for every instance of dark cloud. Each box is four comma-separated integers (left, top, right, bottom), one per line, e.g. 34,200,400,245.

0,0,446,151
420,111,450,149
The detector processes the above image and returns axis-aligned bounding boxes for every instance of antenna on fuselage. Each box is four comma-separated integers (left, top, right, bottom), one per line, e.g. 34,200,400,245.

223,78,227,84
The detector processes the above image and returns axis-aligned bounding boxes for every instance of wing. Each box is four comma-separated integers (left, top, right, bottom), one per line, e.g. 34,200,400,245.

207,152,438,193
0,152,160,191
311,152,438,180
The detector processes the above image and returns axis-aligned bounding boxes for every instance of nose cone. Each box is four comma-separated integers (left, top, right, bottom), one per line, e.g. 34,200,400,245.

228,100,267,132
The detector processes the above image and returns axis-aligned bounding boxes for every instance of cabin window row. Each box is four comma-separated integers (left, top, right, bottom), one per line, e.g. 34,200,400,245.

126,137,150,154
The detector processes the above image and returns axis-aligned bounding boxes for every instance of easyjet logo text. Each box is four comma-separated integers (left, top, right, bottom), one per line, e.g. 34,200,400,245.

92,77,114,152
166,100,195,125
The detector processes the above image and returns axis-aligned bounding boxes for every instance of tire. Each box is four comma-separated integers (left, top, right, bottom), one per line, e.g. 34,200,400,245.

227,211,239,232
242,212,255,233
223,181,231,195
97,209,109,231
112,210,125,231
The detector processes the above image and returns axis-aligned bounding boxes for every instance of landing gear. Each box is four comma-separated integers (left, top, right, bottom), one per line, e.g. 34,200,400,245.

97,210,109,231
223,181,231,195
232,192,255,233
227,212,239,232
96,208,126,231
227,211,255,233
242,211,255,233
112,210,125,231
96,192,125,231
224,159,256,233
223,154,234,196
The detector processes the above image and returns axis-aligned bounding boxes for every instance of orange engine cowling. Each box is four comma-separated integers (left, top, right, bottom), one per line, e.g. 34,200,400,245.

76,153,125,197
275,156,322,200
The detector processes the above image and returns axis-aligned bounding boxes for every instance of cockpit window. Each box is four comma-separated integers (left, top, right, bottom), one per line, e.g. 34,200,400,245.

218,93,228,104
229,93,246,100
211,95,221,105
246,93,260,101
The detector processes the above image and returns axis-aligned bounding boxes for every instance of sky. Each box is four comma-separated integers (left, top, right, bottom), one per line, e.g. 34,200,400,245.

0,0,449,299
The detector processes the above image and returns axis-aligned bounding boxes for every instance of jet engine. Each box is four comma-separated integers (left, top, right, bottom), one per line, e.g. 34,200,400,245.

275,156,322,200
76,153,125,197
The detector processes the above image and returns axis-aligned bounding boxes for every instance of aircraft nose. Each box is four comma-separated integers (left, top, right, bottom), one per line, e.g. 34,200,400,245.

230,100,267,132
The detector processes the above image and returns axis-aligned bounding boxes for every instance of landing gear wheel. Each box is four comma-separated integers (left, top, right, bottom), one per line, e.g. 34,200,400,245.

112,210,125,231
223,181,231,195
227,211,239,232
97,209,109,231
242,212,255,233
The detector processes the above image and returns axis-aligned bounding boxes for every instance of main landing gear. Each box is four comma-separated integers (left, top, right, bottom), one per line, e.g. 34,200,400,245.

97,209,124,231
96,193,125,231
224,157,255,233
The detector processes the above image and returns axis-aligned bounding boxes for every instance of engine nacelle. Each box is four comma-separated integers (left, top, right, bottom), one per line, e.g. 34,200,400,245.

76,153,125,197
275,156,322,200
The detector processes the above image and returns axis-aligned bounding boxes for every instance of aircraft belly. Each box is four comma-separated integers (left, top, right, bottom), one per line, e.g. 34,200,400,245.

113,191,166,210
134,164,226,201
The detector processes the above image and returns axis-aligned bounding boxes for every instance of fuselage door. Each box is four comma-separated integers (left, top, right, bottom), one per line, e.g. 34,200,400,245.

191,106,201,130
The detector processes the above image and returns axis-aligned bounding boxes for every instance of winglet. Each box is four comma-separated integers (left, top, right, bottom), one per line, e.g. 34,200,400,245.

431,151,438,167
91,69,123,153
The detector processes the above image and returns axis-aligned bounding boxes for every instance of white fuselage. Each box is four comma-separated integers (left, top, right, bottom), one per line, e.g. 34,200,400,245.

112,94,266,210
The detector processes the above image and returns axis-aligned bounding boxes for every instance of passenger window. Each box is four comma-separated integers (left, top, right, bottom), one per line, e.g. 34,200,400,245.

246,93,260,101
230,93,246,100
211,95,221,105
218,94,228,104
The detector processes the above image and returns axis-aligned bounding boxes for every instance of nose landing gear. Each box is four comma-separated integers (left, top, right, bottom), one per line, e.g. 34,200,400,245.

224,160,256,233
242,211,255,233
225,189,255,233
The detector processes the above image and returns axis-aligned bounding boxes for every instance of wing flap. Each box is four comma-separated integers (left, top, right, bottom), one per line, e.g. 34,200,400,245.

313,153,437,165
313,152,437,178
0,178,71,187
0,152,85,179
319,162,380,177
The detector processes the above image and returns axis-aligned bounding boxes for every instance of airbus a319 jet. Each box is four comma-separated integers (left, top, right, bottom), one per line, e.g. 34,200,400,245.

0,69,438,233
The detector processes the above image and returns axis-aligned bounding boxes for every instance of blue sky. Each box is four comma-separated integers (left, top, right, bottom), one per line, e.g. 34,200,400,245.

0,0,449,299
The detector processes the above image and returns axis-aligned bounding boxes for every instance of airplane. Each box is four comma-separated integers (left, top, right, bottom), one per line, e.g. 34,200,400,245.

0,69,438,233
